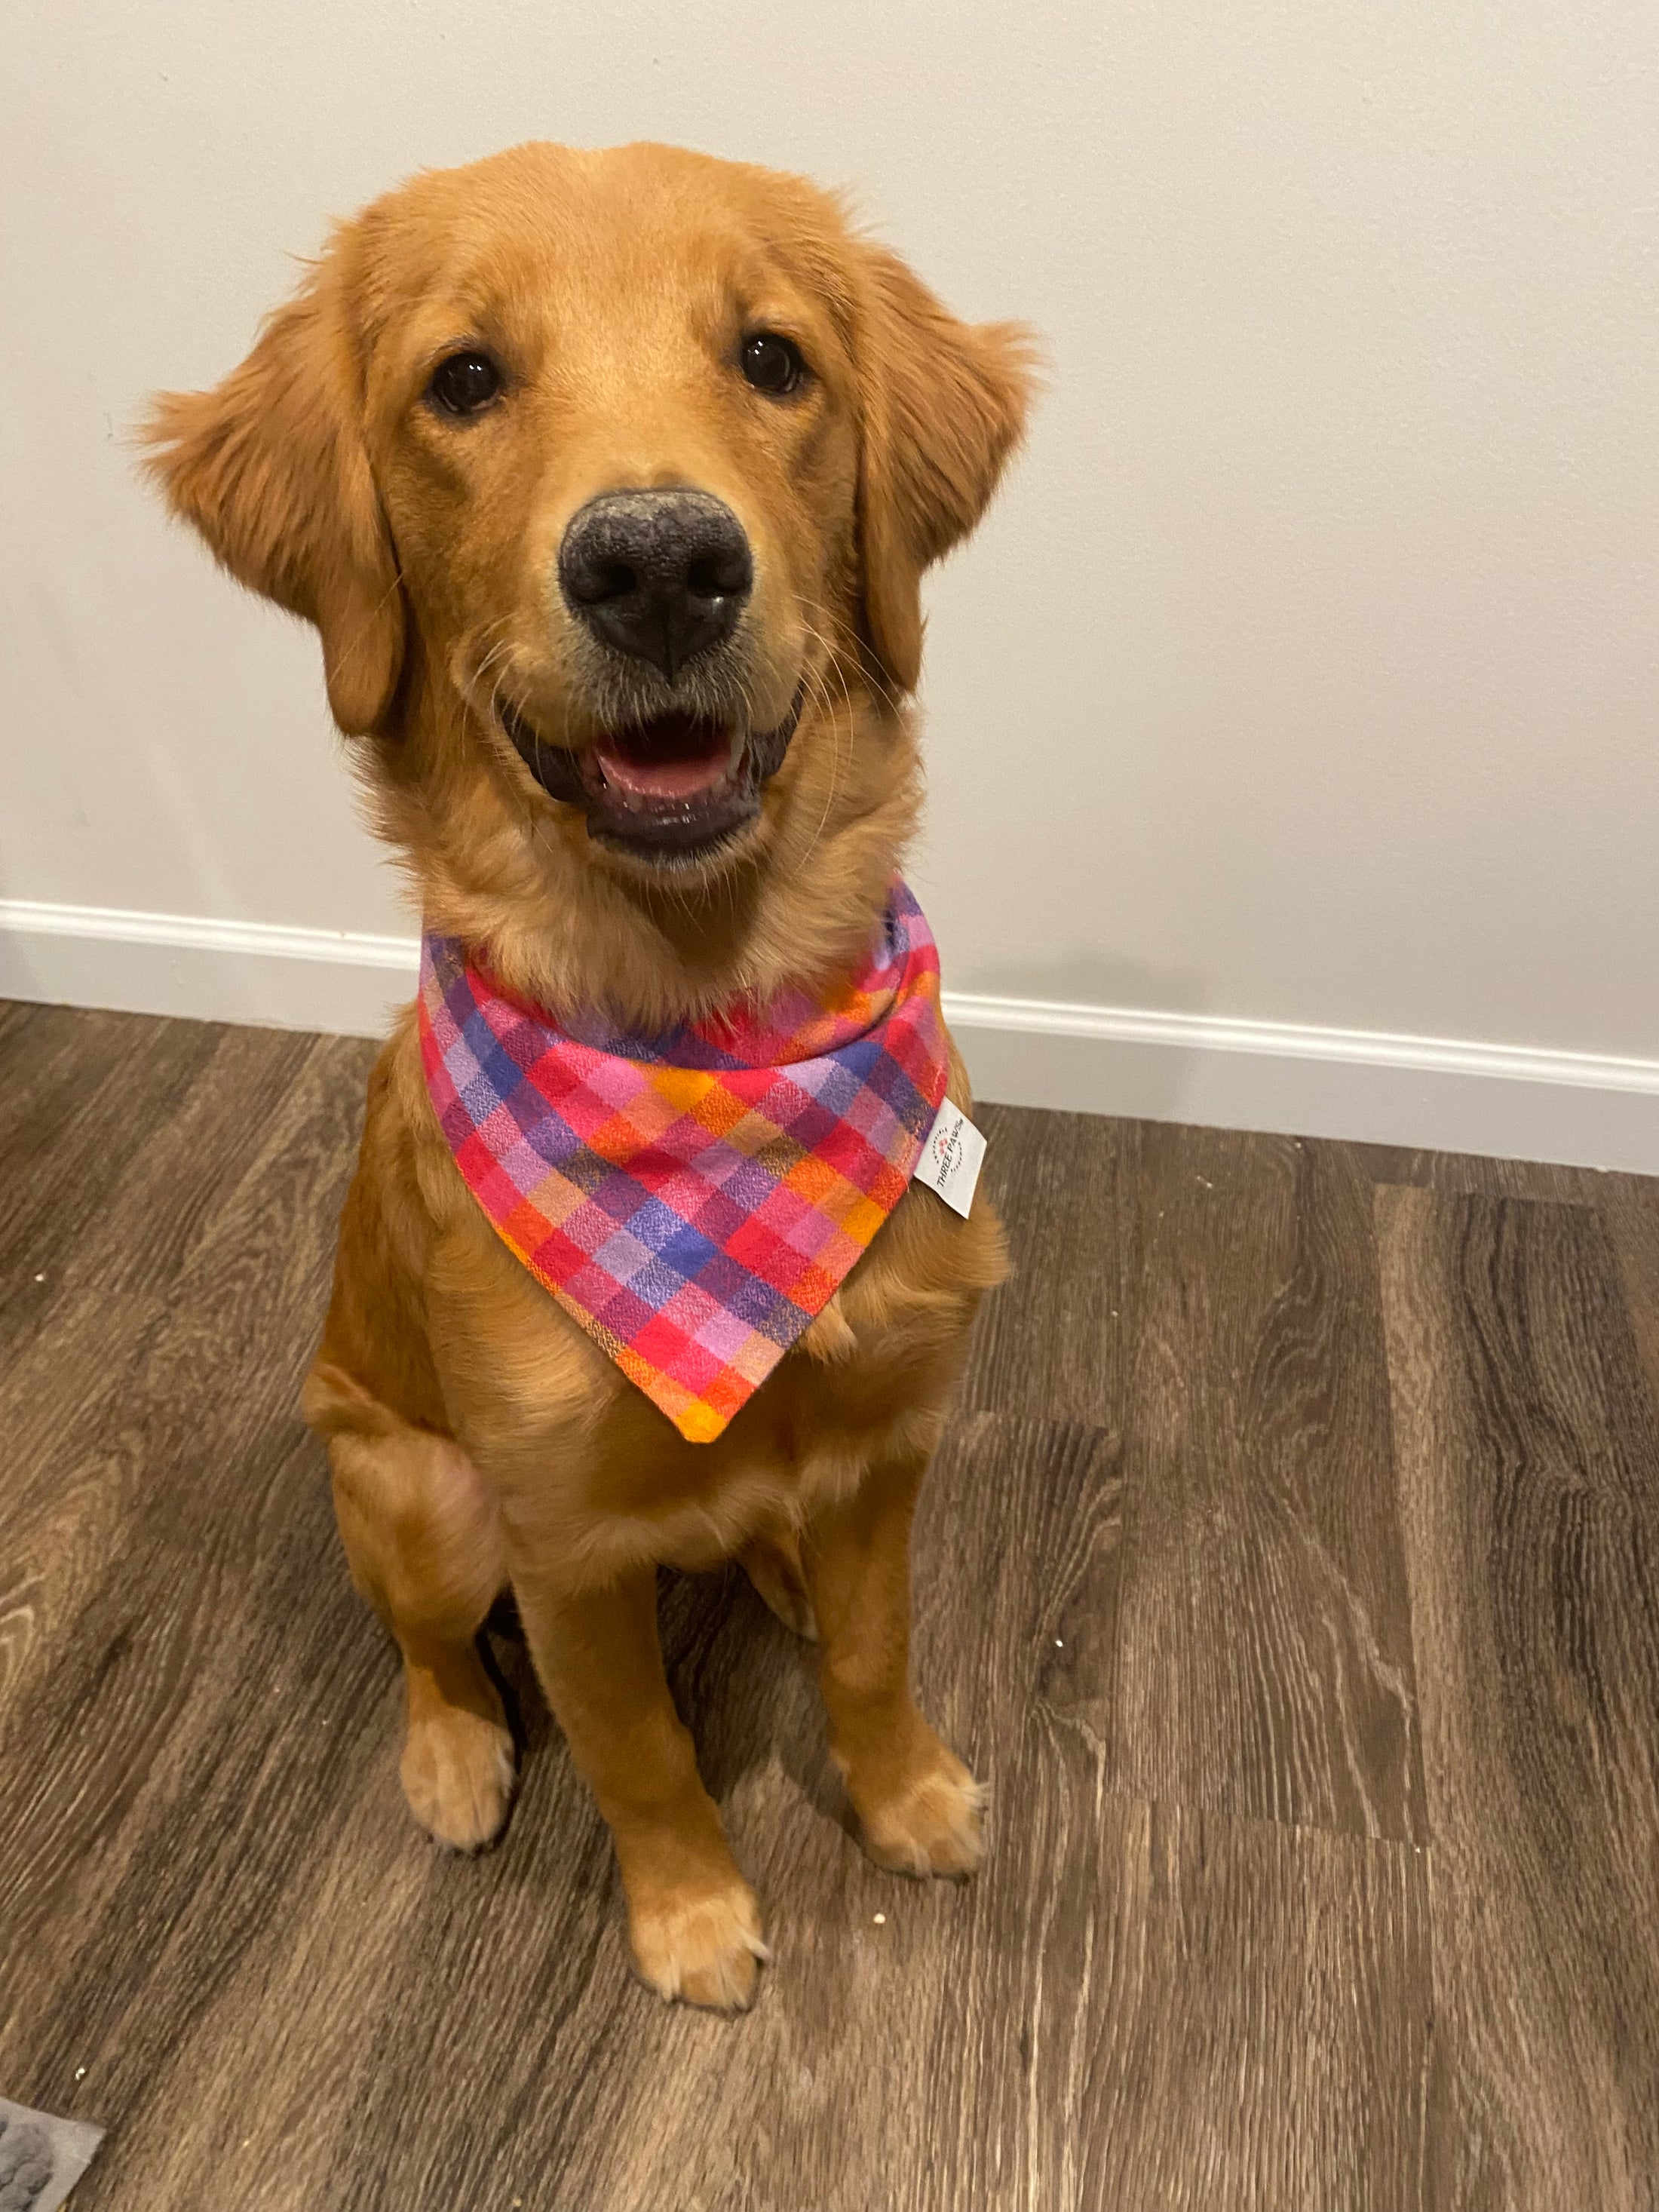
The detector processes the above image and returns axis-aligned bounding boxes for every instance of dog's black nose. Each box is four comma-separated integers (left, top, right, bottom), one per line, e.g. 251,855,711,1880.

558,491,753,681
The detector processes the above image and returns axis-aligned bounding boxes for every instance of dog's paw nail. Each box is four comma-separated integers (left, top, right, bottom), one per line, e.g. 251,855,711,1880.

400,1709,516,1852
630,1881,768,2012
860,1750,986,1878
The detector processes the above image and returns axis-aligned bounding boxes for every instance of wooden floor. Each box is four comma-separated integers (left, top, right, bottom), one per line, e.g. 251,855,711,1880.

2,999,1657,2211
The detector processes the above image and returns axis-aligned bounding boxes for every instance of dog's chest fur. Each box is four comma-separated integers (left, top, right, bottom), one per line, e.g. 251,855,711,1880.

338,1017,1006,1579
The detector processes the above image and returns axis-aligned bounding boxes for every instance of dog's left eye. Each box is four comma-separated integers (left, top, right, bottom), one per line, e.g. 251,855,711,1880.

428,350,503,417
739,332,806,397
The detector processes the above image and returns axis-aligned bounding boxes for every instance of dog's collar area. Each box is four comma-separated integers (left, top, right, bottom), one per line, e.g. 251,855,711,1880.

495,689,805,864
417,879,946,1440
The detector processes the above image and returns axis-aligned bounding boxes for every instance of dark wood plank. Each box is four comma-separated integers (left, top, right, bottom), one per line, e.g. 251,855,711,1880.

0,1033,372,1953
0,1006,225,1365
1602,1171,1659,1422
550,1797,1431,2212
0,1287,170,1733
962,1104,1139,1425
1049,1802,1429,2212
1359,1141,1608,1204
1376,1186,1659,2208
55,1022,323,1299
0,1004,220,1236
1110,1125,1427,1842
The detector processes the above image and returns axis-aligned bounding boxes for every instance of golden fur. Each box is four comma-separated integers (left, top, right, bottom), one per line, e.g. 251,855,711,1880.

146,140,1034,2011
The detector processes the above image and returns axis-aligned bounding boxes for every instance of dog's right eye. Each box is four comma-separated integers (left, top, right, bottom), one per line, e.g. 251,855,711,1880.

428,351,503,418
739,332,806,397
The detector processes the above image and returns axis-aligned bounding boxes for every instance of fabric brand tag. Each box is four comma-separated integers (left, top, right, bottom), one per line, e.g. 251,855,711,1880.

912,1098,986,1218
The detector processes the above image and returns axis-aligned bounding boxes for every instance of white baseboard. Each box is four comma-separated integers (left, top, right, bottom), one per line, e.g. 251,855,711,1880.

946,994,1658,1175
0,900,419,1039
2,898,1655,1174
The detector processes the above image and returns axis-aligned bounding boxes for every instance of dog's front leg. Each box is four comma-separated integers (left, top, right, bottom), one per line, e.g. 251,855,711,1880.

803,1450,985,1879
511,1565,767,2011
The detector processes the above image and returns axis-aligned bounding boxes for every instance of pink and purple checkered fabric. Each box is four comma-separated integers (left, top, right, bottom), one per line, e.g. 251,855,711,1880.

418,880,950,1442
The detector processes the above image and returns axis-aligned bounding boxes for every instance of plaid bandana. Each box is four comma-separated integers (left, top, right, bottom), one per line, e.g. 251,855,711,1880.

418,881,950,1443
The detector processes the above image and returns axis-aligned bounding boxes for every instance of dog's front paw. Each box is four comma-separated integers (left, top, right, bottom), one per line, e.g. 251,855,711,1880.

628,1879,769,2011
854,1740,986,1878
400,1703,516,1852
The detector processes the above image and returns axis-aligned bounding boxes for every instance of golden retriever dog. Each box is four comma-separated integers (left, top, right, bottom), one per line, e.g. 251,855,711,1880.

146,140,1032,2010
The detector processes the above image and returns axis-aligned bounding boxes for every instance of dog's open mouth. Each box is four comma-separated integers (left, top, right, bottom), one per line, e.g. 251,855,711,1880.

591,713,741,802
498,695,802,864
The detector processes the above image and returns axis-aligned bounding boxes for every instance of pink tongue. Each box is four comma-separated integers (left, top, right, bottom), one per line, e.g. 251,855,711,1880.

595,724,732,802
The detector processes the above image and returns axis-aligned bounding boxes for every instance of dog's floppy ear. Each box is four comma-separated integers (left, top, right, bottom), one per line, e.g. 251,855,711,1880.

143,229,403,736
852,245,1037,695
